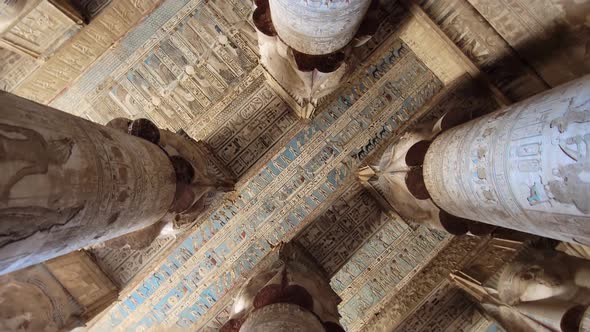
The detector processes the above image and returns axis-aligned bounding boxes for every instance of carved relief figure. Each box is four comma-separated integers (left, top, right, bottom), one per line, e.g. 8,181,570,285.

144,54,177,88
110,84,141,116
548,101,590,213
550,101,590,133
0,206,83,248
0,123,74,202
527,180,550,206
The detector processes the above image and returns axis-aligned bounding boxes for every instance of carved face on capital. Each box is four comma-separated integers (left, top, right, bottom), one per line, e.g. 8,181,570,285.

517,265,576,302
499,253,579,305
0,281,59,332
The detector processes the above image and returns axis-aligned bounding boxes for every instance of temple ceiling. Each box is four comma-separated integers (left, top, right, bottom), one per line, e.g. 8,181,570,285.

1,0,589,331
79,1,497,329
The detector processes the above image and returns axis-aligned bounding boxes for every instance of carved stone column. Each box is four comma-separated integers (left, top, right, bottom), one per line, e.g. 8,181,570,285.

0,250,119,332
358,118,496,236
498,249,590,306
253,0,379,118
582,307,590,331
423,76,590,244
268,0,372,55
515,301,587,332
0,92,233,274
221,242,343,332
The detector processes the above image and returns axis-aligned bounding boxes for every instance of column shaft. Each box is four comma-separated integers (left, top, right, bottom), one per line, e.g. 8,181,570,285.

424,76,590,244
0,92,176,274
268,0,372,55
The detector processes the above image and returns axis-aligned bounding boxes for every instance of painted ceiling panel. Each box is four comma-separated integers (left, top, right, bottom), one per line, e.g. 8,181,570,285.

85,14,453,330
49,0,257,126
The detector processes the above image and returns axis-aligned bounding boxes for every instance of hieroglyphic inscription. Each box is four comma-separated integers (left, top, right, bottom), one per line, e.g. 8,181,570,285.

50,0,259,135
296,183,385,275
393,283,492,332
0,48,40,92
335,220,450,330
424,76,590,244
89,236,176,288
204,78,299,177
362,236,483,331
2,0,81,57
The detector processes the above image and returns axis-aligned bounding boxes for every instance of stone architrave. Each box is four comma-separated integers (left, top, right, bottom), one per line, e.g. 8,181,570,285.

0,92,176,274
424,76,590,244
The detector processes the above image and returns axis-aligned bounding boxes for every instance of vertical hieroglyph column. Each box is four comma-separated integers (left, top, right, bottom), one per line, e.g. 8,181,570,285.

268,0,372,55
0,92,176,274
423,76,590,244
